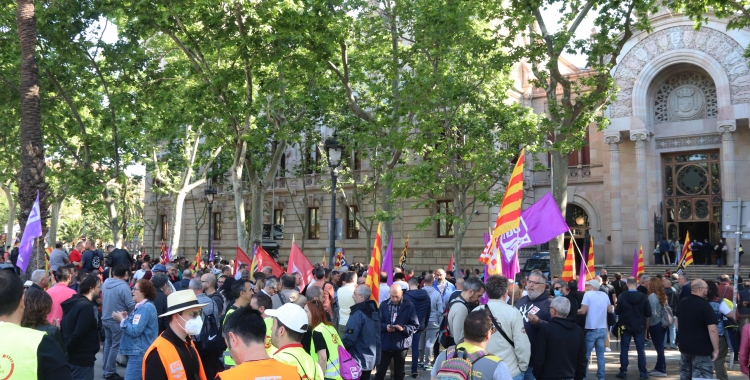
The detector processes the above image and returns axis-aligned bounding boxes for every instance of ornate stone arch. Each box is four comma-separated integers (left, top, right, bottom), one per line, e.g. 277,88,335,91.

570,194,601,232
612,26,750,119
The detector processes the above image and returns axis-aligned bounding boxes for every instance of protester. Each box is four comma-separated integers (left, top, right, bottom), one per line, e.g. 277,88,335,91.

49,241,70,274
178,269,192,290
615,277,652,379
646,277,668,377
113,279,158,380
552,278,580,320
189,277,223,380
221,278,254,368
433,269,456,305
473,275,530,380
573,278,611,380
81,240,103,273
431,309,513,380
47,266,77,324
62,274,101,380
739,323,750,377
102,264,135,380
305,300,344,380
343,284,382,380
515,270,553,380
676,279,719,379
268,303,324,380
217,306,300,379
663,277,678,350
250,293,276,353
531,297,587,380
337,271,357,335
143,289,209,379
707,279,733,380
29,268,49,291
0,271,73,379
404,276,430,377
447,277,485,344
151,273,170,333
280,273,306,306
419,274,443,370
377,284,419,380
22,289,68,358
70,241,84,269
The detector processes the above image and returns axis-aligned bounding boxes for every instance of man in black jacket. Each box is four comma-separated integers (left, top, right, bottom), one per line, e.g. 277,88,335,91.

403,277,430,377
614,277,652,379
377,284,419,380
152,274,170,333
61,274,102,380
532,296,587,380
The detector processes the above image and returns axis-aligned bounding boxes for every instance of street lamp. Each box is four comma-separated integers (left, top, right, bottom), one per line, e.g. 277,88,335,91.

324,132,344,269
204,178,217,262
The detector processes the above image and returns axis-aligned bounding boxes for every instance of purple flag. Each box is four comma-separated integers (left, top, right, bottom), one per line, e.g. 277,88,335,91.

17,191,42,273
209,244,215,262
498,192,568,277
383,236,394,286
631,247,638,277
480,233,490,305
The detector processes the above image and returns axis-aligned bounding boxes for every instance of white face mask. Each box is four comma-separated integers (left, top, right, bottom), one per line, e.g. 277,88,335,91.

179,314,203,336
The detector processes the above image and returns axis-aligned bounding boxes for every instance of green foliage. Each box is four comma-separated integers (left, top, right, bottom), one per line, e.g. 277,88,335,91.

669,0,750,31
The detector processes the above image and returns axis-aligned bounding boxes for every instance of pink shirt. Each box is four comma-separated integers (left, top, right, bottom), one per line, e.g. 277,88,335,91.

740,324,750,375
47,283,77,324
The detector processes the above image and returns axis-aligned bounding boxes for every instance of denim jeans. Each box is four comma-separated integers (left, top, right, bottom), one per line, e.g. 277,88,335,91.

663,322,676,347
619,330,647,376
648,323,667,373
523,366,535,380
585,328,607,380
411,330,423,372
125,354,144,380
419,324,439,364
69,364,94,380
512,372,525,380
102,320,123,377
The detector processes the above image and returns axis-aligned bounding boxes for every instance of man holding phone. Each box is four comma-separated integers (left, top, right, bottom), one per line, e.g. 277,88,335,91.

376,284,420,380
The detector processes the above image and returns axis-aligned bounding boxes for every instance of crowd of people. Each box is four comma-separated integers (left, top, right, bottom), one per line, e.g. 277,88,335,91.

2,240,750,380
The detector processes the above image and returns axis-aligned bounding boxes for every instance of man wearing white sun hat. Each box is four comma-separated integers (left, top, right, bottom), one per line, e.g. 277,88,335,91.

267,303,324,380
142,289,209,380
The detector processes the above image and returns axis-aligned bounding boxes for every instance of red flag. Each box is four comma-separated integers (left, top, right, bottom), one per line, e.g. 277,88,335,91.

447,254,455,272
255,247,285,278
287,242,314,289
235,246,252,275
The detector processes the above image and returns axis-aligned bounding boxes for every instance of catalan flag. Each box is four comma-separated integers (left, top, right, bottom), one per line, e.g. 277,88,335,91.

632,246,645,278
190,247,202,271
676,232,694,275
365,223,383,304
399,236,409,270
586,236,596,281
561,239,576,282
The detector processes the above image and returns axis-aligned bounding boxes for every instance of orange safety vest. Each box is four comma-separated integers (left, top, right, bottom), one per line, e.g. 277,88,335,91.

142,335,208,380
218,359,300,380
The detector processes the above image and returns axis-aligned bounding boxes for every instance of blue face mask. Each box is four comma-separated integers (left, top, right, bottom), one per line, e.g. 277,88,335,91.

554,289,563,297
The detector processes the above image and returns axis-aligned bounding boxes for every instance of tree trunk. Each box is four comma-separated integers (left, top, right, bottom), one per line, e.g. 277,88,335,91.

549,150,571,277
2,185,16,242
382,183,393,256
17,0,49,272
231,162,249,255
250,181,264,248
48,199,62,246
102,188,121,247
169,191,188,257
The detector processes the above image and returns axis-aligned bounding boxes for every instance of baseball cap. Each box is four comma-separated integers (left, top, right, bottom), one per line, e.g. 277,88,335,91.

587,279,601,289
152,264,167,273
265,303,309,333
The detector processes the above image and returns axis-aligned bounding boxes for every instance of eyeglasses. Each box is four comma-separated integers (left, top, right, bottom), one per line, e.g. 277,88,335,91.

133,288,140,292
527,280,542,286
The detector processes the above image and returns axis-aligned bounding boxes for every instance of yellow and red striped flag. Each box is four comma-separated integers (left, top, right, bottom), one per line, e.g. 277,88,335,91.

636,246,645,278
481,149,525,274
676,232,693,275
190,247,202,270
586,236,596,281
365,223,383,305
561,239,576,282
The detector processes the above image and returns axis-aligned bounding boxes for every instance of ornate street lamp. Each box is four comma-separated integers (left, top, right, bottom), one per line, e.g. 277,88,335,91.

204,178,217,262
324,133,344,268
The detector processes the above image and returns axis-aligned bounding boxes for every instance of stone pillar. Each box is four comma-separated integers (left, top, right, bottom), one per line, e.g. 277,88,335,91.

631,131,651,265
605,134,623,264
718,121,737,264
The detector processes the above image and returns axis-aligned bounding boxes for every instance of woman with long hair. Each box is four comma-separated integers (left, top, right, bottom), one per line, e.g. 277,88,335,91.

21,289,68,358
305,300,344,380
647,277,668,376
113,279,158,380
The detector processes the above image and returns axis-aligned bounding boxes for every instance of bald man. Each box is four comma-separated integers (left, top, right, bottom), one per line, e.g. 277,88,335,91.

376,284,420,380
674,279,719,380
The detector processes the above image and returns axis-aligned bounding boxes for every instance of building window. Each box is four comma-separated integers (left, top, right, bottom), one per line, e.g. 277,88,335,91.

347,205,359,239
213,212,222,240
308,207,320,239
274,209,284,239
304,145,321,175
160,215,169,240
437,200,454,238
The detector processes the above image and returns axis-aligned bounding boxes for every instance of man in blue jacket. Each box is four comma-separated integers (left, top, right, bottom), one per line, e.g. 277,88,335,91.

404,277,431,377
376,284,420,380
343,285,382,380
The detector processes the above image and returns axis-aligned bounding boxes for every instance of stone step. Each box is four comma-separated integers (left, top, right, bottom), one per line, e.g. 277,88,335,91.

599,265,744,282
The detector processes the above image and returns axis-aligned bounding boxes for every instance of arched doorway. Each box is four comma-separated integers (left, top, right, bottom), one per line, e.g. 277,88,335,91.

564,204,589,272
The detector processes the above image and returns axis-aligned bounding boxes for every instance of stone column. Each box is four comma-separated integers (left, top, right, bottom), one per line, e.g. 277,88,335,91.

605,134,623,264
718,121,737,264
631,131,650,265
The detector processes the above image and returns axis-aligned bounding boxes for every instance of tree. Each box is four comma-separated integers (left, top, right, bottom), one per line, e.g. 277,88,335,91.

17,0,49,271
506,0,656,275
669,0,750,31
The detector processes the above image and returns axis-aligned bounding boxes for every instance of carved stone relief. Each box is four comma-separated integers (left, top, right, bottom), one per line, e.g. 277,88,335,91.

613,26,750,118
654,133,722,149
654,72,717,123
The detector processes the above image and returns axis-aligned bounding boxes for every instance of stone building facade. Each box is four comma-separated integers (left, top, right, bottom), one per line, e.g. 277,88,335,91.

143,11,750,271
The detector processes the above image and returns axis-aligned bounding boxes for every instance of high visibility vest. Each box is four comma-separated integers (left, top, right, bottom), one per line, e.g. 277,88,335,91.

0,322,45,380
264,317,277,355
273,344,324,380
142,335,207,380
310,324,343,380
222,308,238,367
218,358,300,380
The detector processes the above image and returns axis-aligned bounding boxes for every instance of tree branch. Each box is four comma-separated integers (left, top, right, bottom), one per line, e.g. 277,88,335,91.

43,67,91,166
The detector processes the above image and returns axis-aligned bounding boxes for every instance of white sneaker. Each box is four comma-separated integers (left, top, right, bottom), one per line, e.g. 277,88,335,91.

650,371,667,377
605,347,612,352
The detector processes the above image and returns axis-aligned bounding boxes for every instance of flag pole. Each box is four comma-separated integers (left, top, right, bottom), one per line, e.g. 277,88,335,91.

566,228,592,278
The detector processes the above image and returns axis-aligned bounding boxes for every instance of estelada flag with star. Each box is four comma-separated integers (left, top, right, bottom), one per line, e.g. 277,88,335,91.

676,232,694,275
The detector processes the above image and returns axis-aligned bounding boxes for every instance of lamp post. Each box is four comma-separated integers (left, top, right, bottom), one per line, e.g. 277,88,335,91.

324,133,344,269
204,178,217,262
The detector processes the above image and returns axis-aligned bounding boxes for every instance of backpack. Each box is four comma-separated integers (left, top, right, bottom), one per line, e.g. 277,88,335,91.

439,298,466,347
661,303,675,327
91,251,101,269
199,311,226,351
337,345,362,380
435,346,487,380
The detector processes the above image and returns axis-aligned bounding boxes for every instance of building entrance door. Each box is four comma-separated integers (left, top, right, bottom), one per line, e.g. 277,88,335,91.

663,151,722,264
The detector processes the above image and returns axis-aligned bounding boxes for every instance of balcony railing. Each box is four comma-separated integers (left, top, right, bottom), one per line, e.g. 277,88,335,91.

533,165,600,184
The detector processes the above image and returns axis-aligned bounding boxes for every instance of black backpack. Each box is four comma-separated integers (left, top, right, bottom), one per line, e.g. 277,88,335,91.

439,298,466,347
199,311,226,351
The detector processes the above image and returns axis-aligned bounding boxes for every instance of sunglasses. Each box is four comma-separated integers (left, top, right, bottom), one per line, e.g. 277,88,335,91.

553,287,562,290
